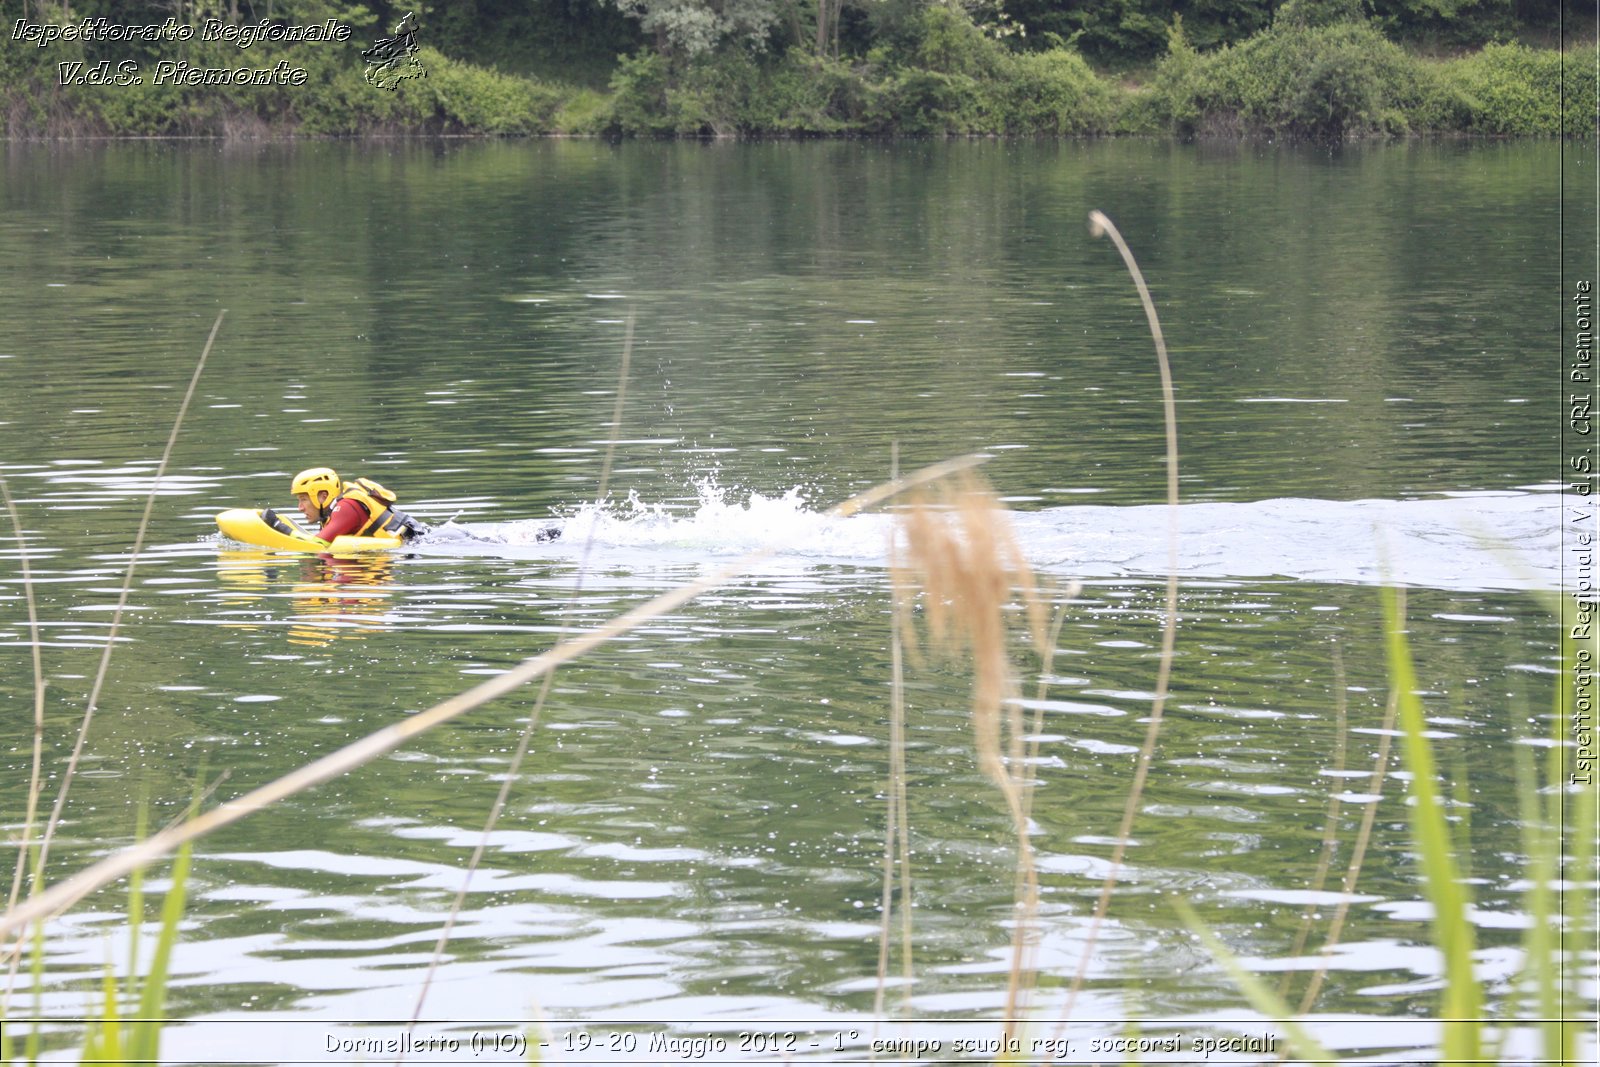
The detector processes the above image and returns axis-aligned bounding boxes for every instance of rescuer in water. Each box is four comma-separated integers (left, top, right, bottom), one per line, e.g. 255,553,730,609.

290,467,428,542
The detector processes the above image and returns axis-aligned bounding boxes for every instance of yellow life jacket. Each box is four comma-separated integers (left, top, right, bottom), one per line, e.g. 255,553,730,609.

338,477,424,540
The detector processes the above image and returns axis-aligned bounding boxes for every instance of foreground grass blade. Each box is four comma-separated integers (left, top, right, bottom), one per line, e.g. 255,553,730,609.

1553,634,1590,1064
1511,738,1563,1062
128,833,191,1063
1380,587,1482,1062
1568,753,1596,1061
83,962,124,1064
1170,897,1332,1063
125,803,148,1006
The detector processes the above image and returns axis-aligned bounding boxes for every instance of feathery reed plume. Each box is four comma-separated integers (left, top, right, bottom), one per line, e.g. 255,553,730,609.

1054,212,1181,1038
892,472,1046,1030
404,314,637,1047
0,453,987,941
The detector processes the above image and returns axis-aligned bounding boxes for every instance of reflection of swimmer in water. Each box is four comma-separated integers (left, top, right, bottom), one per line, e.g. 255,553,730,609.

214,550,394,647
309,553,394,589
288,555,393,646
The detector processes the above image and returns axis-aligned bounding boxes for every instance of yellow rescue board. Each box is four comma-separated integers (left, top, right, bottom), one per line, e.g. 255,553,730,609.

215,508,403,554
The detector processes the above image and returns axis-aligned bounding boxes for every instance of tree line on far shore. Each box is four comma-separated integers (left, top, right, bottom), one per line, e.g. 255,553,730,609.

1,0,1592,138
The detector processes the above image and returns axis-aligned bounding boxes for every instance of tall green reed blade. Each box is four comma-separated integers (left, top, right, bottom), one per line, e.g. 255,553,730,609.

72,808,195,1065
83,960,125,1065
132,848,188,1061
1170,897,1332,1064
1567,737,1596,1062
128,812,196,1063
1509,735,1565,1063
125,802,148,1006
1546,570,1597,1057
1551,631,1590,1064
22,907,45,1064
1380,587,1481,1062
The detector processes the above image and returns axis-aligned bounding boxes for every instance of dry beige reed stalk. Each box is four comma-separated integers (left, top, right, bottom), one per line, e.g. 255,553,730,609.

2,476,45,917
1293,678,1400,1021
3,310,225,976
1050,210,1181,1048
405,314,638,1043
1278,643,1349,1002
1,476,48,1015
876,469,916,1018
894,474,1048,732
1006,596,1076,1017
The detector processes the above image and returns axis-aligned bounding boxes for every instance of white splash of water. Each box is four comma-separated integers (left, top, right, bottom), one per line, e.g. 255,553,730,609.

431,484,1561,591
442,477,893,564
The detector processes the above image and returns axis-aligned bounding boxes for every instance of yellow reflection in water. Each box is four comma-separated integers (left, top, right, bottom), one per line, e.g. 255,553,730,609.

215,551,395,647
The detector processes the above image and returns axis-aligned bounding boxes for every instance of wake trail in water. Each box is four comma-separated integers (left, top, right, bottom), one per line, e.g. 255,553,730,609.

425,482,1560,592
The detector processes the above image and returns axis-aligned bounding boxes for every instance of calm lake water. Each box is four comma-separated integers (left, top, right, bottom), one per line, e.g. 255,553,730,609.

0,138,1585,1063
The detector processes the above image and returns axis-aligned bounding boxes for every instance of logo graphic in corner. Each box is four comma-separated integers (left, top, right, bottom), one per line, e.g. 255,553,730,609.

362,11,425,90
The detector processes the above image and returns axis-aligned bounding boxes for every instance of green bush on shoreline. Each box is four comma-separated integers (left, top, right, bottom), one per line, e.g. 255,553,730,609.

1143,15,1596,139
0,6,1592,140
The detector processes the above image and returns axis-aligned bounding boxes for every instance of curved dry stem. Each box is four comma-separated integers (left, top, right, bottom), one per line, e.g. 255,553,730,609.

1278,643,1348,1001
876,491,913,1017
1293,681,1400,1019
1021,598,1074,827
1053,211,1181,1039
404,315,637,1044
0,453,987,942
32,310,224,911
1005,595,1075,1022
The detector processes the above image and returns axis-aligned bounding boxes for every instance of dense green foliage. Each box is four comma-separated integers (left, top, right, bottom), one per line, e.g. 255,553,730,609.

1428,39,1595,134
1150,16,1425,137
1145,14,1594,137
0,0,1592,137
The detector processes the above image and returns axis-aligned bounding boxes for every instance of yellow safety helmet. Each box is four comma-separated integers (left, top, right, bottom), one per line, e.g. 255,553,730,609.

291,467,342,506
